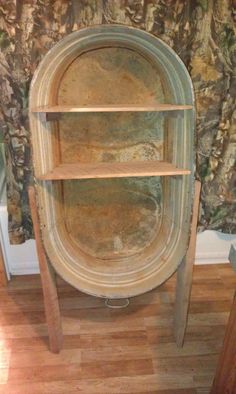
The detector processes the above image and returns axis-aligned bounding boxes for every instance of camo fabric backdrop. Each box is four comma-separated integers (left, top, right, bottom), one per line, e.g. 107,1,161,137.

0,0,235,244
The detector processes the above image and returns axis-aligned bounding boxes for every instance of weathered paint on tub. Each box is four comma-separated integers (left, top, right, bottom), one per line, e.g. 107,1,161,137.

29,25,195,298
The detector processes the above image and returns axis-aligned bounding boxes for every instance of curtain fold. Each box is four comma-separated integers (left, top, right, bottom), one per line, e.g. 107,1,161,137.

0,0,235,244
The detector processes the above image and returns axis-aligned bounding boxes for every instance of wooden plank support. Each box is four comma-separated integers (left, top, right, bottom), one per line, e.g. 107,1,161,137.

31,103,193,113
37,161,190,181
173,180,201,347
229,243,236,271
28,186,63,353
0,239,8,287
45,113,62,122
210,295,236,393
210,245,236,393
36,113,62,122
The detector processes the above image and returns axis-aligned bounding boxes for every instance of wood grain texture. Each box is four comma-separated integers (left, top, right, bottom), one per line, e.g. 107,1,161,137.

38,161,191,180
0,264,235,393
31,104,193,113
210,251,236,394
210,292,236,394
0,239,8,286
173,181,201,347
28,186,63,353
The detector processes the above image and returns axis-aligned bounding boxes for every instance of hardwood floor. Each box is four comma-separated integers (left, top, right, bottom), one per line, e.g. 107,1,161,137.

0,264,235,393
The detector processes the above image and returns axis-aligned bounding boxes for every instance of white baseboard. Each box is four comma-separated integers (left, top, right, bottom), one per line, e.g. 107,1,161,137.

195,252,229,265
9,261,40,276
195,230,236,265
1,204,235,275
0,205,39,276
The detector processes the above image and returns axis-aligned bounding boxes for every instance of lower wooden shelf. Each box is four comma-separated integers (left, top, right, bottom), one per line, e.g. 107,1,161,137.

31,103,193,113
37,160,191,180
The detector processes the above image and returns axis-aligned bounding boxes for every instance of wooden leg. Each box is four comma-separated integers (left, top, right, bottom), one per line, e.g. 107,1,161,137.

210,291,236,394
210,246,236,393
0,239,8,287
28,186,63,353
173,180,201,347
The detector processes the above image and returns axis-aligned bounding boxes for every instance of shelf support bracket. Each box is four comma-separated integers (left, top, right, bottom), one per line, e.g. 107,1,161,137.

173,180,201,347
45,113,62,122
28,186,63,353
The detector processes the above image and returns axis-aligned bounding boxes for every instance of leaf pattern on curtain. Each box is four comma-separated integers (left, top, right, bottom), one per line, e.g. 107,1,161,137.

0,0,235,243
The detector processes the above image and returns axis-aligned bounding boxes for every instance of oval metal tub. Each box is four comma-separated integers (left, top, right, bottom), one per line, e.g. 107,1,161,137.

29,25,195,298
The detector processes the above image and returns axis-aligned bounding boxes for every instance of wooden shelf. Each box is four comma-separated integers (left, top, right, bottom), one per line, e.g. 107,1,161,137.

38,161,191,180
32,104,193,113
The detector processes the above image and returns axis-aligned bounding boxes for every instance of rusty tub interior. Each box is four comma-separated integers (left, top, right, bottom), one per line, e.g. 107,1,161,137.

30,26,195,298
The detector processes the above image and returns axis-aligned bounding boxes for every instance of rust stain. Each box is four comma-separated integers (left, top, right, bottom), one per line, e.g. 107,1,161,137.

63,179,162,259
58,46,166,259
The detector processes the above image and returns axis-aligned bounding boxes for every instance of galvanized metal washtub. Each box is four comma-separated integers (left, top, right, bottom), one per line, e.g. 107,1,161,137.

29,25,195,298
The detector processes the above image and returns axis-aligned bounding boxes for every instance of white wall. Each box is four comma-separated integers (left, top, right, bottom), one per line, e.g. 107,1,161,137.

0,176,39,275
1,200,236,275
0,205,39,275
196,230,236,265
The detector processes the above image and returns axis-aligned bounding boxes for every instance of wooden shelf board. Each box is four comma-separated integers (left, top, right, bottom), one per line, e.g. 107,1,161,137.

38,161,191,180
31,104,193,113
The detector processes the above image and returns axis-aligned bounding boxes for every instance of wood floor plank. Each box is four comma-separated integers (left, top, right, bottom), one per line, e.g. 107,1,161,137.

81,344,152,363
0,368,9,385
193,373,214,389
188,299,232,314
0,374,197,394
152,354,218,374
128,391,197,394
151,340,222,358
7,358,154,383
0,311,46,326
79,331,148,348
0,350,11,369
79,317,146,334
0,264,234,393
196,389,211,394
147,325,226,345
0,323,48,339
0,388,198,394
0,337,49,352
9,348,81,368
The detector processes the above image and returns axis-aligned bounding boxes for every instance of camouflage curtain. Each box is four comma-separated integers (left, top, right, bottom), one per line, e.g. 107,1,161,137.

0,0,235,244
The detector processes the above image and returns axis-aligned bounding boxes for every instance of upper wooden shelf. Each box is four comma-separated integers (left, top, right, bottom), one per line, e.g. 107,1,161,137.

38,160,191,181
31,104,193,113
